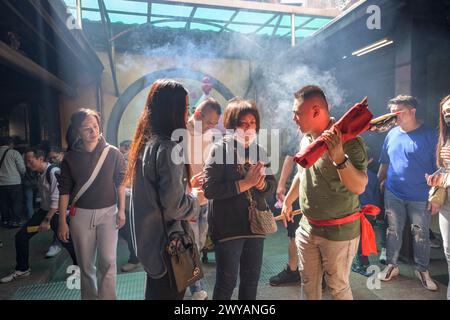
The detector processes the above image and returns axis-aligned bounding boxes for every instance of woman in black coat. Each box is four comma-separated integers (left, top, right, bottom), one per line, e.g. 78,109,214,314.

203,98,276,300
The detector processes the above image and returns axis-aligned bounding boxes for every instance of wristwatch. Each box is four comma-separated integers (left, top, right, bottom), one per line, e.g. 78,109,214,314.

332,154,349,170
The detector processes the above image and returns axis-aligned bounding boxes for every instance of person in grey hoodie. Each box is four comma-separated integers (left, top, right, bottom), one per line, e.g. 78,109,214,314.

124,79,199,300
0,137,26,228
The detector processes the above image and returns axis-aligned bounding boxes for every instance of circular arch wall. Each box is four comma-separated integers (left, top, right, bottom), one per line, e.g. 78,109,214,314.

106,68,235,145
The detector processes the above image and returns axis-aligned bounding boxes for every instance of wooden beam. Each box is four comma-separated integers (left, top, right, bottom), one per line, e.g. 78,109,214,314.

0,41,75,96
3,0,59,54
185,7,197,30
219,9,239,33
27,0,103,75
80,7,329,30
127,0,339,17
271,15,283,37
254,14,279,33
83,8,286,28
98,0,120,97
281,16,315,37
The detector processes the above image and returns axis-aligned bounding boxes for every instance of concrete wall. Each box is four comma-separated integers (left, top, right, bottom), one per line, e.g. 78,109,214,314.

58,74,98,149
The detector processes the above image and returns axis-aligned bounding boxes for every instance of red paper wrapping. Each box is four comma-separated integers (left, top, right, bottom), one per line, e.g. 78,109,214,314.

294,101,373,168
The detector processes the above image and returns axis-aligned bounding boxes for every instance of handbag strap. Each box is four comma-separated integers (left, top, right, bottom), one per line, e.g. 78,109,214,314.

0,148,10,170
71,145,110,206
236,163,257,209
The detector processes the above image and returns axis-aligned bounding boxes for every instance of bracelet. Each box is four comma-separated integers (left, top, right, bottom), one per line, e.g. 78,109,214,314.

332,154,349,170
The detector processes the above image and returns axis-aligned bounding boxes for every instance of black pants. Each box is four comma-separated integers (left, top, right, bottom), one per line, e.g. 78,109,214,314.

118,209,139,264
145,264,185,300
15,209,77,271
0,184,23,224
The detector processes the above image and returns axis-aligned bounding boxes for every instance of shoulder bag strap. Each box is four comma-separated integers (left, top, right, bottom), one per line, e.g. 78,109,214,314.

0,149,11,169
71,145,110,206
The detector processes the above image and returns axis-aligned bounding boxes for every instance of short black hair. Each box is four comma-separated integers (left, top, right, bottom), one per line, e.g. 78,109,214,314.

25,147,46,160
388,95,419,109
294,85,328,107
222,98,260,132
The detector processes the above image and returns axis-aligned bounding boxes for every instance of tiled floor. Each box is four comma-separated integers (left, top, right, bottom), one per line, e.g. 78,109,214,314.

3,219,448,300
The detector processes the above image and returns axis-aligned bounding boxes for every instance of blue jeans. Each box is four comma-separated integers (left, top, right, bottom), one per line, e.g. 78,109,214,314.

213,238,264,300
439,210,450,300
189,204,209,294
384,189,431,272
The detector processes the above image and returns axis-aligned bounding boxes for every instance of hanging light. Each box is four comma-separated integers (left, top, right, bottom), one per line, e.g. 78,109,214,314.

352,38,394,57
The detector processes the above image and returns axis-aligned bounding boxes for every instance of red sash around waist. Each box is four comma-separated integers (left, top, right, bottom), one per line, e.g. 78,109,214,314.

306,204,381,256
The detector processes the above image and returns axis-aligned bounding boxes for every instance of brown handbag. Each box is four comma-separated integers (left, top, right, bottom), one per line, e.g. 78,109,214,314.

144,142,204,293
164,221,204,293
236,162,277,235
245,189,278,235
429,186,447,206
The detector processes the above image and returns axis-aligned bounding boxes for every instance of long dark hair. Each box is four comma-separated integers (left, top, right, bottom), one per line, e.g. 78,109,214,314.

66,108,101,150
437,94,450,167
124,79,190,186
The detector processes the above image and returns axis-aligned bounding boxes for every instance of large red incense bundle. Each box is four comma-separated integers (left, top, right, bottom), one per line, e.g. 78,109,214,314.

294,98,373,169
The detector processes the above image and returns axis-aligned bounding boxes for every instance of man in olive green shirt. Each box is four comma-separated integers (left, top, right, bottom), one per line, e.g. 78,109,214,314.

282,85,368,300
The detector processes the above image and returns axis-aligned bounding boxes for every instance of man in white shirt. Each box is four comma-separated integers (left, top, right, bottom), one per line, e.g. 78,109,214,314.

0,147,77,283
186,98,222,300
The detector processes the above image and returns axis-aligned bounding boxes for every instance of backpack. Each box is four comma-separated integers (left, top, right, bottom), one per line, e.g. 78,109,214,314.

45,164,59,186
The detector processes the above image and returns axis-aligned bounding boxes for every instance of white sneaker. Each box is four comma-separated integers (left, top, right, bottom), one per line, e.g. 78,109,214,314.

0,269,31,283
45,245,61,258
415,270,438,291
377,264,399,281
191,290,208,300
379,247,387,264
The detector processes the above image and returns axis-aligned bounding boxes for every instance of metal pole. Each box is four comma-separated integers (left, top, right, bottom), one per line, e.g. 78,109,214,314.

76,0,83,29
291,13,295,47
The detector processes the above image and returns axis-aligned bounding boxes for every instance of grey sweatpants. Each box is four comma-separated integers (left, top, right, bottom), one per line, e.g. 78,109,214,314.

439,209,450,300
70,204,118,300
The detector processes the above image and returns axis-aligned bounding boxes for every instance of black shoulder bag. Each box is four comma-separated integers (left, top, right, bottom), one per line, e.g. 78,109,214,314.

143,143,203,293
